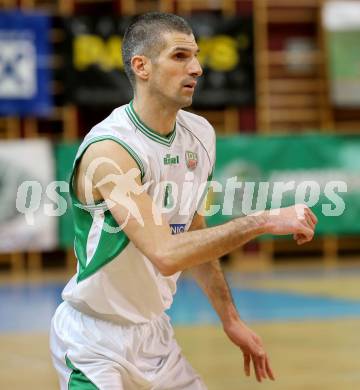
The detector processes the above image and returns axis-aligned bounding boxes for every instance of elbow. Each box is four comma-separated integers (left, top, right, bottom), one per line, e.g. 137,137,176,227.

159,264,177,277
152,252,179,277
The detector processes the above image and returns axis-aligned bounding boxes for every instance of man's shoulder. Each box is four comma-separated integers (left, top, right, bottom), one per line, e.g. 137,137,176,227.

91,105,129,132
81,104,134,143
77,104,143,158
177,109,213,131
177,109,215,144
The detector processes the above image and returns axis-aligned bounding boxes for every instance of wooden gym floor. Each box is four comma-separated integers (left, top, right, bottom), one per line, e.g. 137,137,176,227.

1,267,360,389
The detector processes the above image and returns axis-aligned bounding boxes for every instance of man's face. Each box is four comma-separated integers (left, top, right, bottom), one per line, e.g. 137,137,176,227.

147,31,203,108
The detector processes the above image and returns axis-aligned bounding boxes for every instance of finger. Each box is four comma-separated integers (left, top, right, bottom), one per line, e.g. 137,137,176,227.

304,210,316,230
252,355,262,382
253,338,267,380
260,354,267,379
296,232,313,245
265,356,275,380
307,207,318,225
296,234,308,245
294,233,302,244
243,353,251,377
304,210,315,227
302,215,315,231
256,349,267,381
300,217,313,232
297,224,314,242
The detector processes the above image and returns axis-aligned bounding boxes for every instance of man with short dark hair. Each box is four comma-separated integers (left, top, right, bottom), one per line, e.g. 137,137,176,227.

50,12,317,389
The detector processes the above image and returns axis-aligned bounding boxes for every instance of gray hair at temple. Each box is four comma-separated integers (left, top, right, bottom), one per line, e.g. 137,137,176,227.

122,12,193,88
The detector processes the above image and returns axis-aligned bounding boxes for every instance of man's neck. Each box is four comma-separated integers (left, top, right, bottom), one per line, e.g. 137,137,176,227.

132,94,178,137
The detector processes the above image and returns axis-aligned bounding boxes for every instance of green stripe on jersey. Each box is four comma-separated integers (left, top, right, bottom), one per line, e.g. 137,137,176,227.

74,135,145,180
73,205,129,283
125,101,176,147
66,355,99,389
69,136,139,281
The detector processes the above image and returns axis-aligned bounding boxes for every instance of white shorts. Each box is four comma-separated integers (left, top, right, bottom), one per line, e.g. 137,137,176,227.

50,302,207,390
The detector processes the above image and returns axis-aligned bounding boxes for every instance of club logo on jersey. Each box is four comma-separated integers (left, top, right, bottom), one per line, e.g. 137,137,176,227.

170,223,186,234
185,151,198,170
163,153,179,166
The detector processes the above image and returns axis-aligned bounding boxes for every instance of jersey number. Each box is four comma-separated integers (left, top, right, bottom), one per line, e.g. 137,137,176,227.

164,183,174,209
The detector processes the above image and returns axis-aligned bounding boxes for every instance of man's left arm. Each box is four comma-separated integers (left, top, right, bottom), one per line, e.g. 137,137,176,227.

189,213,275,383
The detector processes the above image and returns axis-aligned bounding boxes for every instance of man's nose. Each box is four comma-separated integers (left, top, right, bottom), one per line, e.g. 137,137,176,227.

189,57,203,78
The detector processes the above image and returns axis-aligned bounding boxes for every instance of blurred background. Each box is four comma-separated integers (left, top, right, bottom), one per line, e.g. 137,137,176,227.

1,0,360,389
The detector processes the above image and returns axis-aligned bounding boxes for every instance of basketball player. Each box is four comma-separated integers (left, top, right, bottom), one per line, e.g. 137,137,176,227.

50,12,317,389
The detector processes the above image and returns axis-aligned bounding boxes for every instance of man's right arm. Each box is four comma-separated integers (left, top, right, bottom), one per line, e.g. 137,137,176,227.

79,140,317,276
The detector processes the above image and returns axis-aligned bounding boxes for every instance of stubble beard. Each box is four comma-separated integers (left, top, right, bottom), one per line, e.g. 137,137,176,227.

149,80,193,110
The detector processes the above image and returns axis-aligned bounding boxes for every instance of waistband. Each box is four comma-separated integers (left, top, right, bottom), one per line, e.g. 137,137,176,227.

66,300,168,328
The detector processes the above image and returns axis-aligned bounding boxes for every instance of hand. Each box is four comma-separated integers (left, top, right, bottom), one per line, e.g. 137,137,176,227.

264,204,318,245
224,319,275,382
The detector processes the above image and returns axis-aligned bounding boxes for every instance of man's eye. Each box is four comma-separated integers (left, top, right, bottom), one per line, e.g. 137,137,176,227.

175,53,187,59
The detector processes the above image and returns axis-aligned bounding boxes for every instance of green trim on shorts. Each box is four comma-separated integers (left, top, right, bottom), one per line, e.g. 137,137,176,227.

66,355,99,390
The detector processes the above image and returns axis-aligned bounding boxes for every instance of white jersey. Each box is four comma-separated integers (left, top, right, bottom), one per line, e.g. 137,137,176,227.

62,101,216,325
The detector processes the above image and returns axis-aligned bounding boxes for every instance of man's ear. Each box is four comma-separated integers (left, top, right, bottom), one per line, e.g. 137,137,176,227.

131,55,150,80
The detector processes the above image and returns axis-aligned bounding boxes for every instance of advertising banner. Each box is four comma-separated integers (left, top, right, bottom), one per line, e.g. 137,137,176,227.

57,134,360,247
0,139,57,251
0,11,52,116
208,134,360,236
64,16,133,106
189,13,254,108
64,15,254,107
323,1,360,106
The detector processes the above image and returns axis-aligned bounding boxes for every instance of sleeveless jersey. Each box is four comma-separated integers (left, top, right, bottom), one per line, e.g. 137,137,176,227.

62,101,216,325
